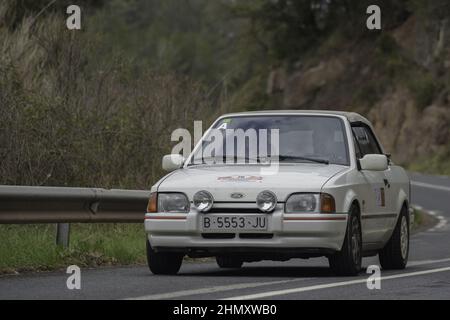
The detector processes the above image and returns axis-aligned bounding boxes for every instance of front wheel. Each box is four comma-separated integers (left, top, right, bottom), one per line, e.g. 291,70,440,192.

146,240,183,275
379,206,409,270
328,206,362,276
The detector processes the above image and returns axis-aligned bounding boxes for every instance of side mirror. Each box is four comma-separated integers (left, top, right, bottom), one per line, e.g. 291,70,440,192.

162,154,185,172
359,154,388,171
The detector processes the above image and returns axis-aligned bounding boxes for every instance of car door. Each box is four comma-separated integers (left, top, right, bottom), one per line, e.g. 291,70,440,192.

352,125,391,246
381,162,403,234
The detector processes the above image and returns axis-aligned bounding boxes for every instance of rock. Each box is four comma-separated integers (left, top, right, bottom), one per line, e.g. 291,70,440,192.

283,59,345,108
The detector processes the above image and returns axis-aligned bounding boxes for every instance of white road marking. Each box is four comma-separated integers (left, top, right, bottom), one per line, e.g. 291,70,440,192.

433,217,448,231
224,267,450,300
424,211,448,232
411,181,450,192
126,257,450,300
409,257,450,267
126,279,304,300
412,202,448,232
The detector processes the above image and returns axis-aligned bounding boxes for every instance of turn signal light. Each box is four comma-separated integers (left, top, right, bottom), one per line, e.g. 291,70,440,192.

320,193,336,213
147,192,157,213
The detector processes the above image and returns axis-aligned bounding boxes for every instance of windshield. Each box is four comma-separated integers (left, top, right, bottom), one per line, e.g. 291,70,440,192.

189,115,350,166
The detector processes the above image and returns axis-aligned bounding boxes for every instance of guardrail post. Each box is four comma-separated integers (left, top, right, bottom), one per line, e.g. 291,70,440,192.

56,223,71,248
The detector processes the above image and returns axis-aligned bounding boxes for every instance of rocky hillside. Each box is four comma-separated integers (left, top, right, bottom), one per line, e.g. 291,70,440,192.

265,14,450,171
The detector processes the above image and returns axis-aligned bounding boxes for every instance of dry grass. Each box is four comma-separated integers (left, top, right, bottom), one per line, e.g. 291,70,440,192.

0,7,217,189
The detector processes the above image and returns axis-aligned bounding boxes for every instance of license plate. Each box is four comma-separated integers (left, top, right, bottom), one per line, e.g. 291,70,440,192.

202,215,268,231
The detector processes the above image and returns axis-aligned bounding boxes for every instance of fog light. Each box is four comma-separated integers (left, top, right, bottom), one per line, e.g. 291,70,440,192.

256,190,277,212
193,190,214,212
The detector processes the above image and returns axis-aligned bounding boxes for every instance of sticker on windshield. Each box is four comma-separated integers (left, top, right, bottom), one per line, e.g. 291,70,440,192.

217,118,231,130
217,122,228,130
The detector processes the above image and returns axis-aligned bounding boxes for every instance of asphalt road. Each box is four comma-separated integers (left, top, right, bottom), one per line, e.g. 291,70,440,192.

0,173,449,300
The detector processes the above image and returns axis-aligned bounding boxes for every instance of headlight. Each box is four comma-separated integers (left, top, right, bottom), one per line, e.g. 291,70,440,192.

193,190,214,212
157,193,190,213
256,190,277,212
285,193,335,213
285,194,319,213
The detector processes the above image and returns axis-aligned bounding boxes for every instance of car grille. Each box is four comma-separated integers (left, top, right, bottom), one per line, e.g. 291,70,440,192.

207,208,265,214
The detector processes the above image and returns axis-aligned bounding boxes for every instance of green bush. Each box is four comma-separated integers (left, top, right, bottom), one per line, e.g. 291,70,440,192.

407,74,438,111
375,34,409,78
409,146,450,175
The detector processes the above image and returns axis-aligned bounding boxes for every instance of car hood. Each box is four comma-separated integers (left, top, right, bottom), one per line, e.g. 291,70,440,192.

156,164,347,202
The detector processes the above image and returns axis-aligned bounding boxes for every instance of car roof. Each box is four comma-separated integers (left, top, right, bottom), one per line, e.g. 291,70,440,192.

220,110,372,127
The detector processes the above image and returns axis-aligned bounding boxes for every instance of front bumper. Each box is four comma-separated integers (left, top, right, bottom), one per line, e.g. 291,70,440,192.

144,208,348,254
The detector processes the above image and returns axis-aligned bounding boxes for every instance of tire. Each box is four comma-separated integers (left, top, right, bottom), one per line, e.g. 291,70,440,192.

146,239,183,275
328,205,362,276
216,256,243,269
379,206,409,270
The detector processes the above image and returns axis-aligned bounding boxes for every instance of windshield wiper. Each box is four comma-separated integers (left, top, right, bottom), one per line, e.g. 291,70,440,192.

189,155,329,166
277,155,329,165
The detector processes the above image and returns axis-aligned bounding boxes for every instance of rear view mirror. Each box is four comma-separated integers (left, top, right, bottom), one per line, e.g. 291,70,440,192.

359,154,388,171
162,154,185,172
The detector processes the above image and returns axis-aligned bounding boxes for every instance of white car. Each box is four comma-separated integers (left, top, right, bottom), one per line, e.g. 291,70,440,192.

144,111,411,276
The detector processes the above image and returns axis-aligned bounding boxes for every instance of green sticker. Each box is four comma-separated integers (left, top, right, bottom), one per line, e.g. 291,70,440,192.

222,119,232,124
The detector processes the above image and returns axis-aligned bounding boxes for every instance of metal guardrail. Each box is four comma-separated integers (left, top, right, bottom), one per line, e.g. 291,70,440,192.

0,185,151,247
0,185,150,224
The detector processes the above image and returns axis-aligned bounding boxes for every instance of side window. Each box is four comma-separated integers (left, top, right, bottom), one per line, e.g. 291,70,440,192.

352,126,381,158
